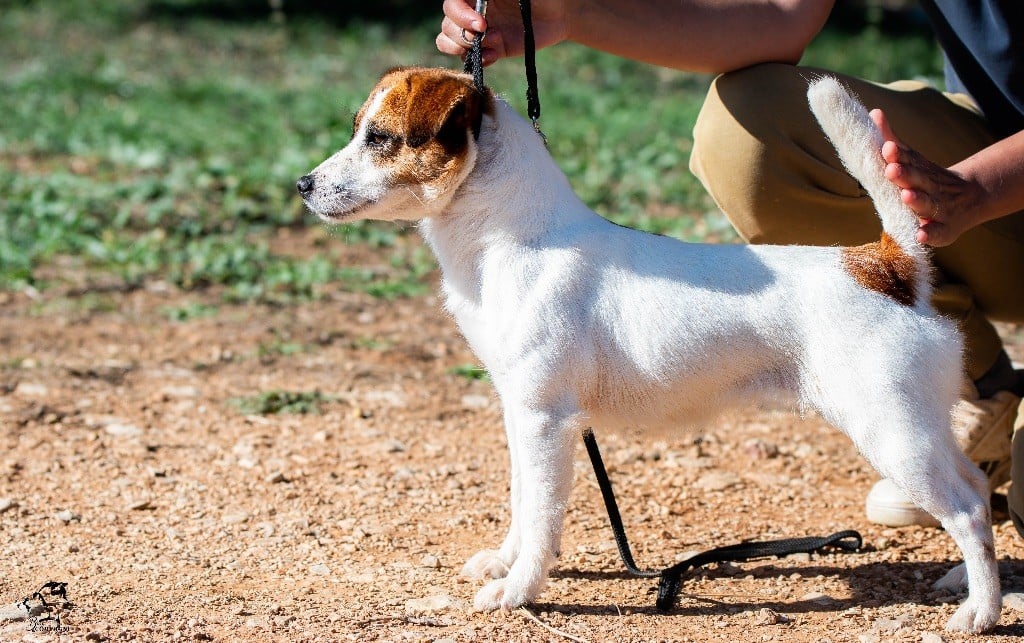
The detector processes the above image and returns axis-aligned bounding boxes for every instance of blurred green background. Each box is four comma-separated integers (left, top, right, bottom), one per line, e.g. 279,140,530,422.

0,0,943,302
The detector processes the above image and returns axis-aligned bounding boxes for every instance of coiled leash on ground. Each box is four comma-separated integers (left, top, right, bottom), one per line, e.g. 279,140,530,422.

462,0,863,611
583,429,862,610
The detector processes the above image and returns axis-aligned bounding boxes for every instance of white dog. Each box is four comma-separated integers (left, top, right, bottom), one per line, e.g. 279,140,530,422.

297,68,1000,632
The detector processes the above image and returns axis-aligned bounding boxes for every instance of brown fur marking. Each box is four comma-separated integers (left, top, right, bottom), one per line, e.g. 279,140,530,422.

354,68,492,188
841,232,918,306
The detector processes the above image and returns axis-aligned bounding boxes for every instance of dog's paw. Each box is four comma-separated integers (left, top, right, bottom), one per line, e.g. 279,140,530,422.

462,549,512,580
945,596,1001,633
933,563,968,592
472,575,541,612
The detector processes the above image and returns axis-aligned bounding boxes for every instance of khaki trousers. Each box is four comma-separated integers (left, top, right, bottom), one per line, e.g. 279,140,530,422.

690,64,1024,380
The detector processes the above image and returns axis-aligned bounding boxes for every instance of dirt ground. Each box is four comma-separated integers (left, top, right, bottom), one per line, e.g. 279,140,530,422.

3,228,1024,643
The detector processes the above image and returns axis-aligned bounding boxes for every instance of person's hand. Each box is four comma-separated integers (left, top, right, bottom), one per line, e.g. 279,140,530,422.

436,0,571,65
869,108,985,247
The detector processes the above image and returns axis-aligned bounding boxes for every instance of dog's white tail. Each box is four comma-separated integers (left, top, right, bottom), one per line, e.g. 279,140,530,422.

807,77,926,264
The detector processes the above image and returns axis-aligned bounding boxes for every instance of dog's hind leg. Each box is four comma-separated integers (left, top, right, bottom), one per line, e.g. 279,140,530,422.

857,415,1001,633
471,403,578,611
463,409,523,580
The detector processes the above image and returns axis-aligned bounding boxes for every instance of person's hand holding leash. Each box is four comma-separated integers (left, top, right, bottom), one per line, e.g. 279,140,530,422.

436,0,570,65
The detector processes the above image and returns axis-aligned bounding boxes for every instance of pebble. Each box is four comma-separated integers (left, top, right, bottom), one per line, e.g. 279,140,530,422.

799,591,834,605
405,594,461,615
872,612,914,632
265,471,289,484
0,498,16,514
55,509,81,523
920,633,946,643
309,563,331,576
742,438,779,460
420,554,441,569
753,607,789,625
105,423,143,438
695,471,740,492
14,382,48,397
461,394,491,409
222,512,249,525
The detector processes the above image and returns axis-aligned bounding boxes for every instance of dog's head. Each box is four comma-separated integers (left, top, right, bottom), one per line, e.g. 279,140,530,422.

297,67,491,222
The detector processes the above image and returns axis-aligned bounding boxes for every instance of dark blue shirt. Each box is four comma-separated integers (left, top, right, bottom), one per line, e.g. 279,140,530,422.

918,0,1024,138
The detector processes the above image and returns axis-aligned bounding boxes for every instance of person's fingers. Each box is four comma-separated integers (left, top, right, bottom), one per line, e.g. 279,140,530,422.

443,0,486,32
438,16,473,54
869,108,902,148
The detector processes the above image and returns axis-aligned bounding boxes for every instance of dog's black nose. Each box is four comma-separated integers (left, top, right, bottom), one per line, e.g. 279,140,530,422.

296,174,315,195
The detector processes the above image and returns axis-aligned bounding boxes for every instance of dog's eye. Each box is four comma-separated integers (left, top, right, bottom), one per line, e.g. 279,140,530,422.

365,129,393,148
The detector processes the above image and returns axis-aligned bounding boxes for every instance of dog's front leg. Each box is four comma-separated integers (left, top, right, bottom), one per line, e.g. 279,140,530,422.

472,405,576,611
463,408,523,580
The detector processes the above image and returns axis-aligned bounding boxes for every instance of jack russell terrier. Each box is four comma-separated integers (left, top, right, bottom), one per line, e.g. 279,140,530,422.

297,68,1001,632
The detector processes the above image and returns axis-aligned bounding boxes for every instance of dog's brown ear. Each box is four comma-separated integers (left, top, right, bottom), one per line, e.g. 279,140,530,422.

405,74,486,153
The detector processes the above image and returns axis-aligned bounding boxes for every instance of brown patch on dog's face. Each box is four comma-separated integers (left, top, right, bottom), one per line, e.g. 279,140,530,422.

357,67,489,187
842,233,918,306
300,67,493,222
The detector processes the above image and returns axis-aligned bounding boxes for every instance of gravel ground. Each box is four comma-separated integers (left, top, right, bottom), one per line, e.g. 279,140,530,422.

3,230,1024,642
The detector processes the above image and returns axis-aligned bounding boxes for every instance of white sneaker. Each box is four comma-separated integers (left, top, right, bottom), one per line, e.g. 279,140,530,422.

865,390,1021,528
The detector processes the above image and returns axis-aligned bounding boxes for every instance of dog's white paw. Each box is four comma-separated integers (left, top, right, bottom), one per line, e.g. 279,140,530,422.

933,563,968,592
945,596,1001,633
472,574,542,612
462,549,512,580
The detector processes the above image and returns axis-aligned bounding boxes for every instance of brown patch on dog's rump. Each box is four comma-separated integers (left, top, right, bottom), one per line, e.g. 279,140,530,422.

841,232,918,306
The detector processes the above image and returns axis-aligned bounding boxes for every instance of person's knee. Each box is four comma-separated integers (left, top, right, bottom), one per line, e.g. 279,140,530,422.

692,64,881,246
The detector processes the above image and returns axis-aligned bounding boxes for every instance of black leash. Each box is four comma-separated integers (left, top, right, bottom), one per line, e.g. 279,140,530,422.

463,0,545,141
462,0,487,93
582,429,863,610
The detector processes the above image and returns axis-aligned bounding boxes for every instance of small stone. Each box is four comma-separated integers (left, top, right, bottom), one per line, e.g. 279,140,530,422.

857,634,880,643
128,499,153,511
920,633,946,643
743,438,779,460
694,471,741,492
420,554,441,569
310,563,331,576
385,440,406,453
753,607,789,625
265,471,289,484
14,382,48,397
0,603,27,621
0,498,16,514
222,512,249,525
461,394,491,409
800,591,834,605
105,423,143,438
405,594,461,615
786,552,811,563
872,613,914,632
55,509,81,523
85,633,106,642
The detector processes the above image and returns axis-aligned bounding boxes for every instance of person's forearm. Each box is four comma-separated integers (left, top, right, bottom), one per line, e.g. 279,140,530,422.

952,129,1024,229
566,0,834,73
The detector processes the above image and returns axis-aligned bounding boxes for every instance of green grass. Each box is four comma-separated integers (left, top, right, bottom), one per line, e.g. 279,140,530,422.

0,1,942,296
229,389,332,415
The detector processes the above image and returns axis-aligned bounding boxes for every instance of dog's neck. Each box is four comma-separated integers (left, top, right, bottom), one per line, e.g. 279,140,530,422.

419,98,591,306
